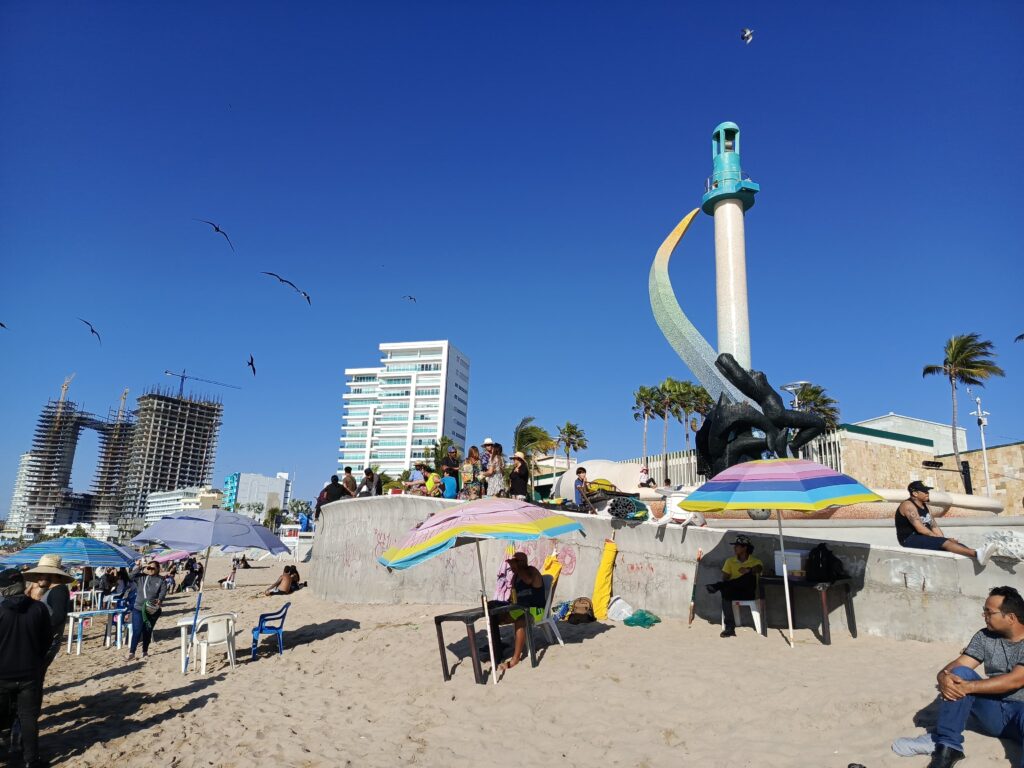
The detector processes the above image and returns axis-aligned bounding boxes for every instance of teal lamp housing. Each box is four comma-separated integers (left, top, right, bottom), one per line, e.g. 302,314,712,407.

700,122,760,216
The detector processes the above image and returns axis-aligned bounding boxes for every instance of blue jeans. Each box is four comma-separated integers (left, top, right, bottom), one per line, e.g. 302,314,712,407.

129,608,159,655
935,666,1024,764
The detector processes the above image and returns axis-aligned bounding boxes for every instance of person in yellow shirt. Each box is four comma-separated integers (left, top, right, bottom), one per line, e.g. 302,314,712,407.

706,534,763,638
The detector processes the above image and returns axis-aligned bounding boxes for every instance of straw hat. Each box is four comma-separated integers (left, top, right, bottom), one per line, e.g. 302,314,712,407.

22,554,75,584
513,451,528,462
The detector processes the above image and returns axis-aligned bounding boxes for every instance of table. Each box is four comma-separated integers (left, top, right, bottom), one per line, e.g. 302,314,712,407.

434,603,538,684
65,609,123,655
757,576,857,645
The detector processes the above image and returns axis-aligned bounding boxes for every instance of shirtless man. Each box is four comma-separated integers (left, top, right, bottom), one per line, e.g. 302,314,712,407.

895,481,997,565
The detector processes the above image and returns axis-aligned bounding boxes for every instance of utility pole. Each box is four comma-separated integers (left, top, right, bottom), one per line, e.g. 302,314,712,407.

967,389,991,497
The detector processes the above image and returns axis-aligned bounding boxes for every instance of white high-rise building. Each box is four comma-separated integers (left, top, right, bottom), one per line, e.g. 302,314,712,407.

143,486,223,526
4,452,37,536
340,341,470,477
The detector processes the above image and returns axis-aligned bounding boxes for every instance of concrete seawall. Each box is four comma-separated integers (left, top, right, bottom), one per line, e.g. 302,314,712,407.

309,497,1022,644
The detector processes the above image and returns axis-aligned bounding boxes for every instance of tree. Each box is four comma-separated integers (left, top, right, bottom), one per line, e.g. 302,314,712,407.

288,499,312,520
243,502,264,521
67,524,91,538
512,416,556,496
430,436,456,470
655,379,683,484
794,383,841,430
556,422,588,473
263,507,281,530
923,333,1005,492
674,381,713,484
631,386,660,471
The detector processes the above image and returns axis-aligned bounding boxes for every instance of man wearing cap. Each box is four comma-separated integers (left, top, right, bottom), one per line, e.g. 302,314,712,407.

403,462,427,494
0,568,54,768
896,481,997,565
706,535,763,638
441,446,461,493
23,554,74,676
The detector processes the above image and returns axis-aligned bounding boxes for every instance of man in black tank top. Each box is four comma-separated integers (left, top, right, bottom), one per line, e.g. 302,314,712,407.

895,481,996,565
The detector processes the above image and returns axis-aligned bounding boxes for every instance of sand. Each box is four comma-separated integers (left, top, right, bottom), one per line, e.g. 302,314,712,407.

34,558,1018,767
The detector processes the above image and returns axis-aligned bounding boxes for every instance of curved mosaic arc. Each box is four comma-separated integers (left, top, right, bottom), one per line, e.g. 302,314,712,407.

647,208,753,407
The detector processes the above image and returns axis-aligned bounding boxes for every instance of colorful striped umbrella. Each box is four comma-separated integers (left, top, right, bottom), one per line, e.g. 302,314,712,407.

378,498,583,684
678,458,882,513
678,459,882,646
378,498,583,571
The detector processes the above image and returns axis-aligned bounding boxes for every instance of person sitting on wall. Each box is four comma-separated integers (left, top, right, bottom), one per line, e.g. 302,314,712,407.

706,534,763,638
891,586,1024,767
638,465,656,488
896,481,997,566
487,552,546,673
404,463,427,495
574,467,595,514
441,467,459,499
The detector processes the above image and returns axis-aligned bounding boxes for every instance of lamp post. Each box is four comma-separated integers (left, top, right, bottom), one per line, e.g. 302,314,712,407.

779,382,811,459
966,389,992,497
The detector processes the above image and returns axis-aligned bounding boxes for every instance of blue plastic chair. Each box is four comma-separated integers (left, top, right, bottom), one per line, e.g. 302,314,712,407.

251,602,290,660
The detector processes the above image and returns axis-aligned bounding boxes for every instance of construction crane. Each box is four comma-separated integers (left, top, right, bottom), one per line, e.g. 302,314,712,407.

115,387,130,422
163,369,242,398
52,372,77,426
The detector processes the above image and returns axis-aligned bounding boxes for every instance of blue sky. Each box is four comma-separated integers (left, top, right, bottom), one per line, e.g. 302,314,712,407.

2,2,1022,505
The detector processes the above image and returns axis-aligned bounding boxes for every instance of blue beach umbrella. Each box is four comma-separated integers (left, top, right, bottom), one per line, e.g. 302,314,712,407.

1,537,142,568
131,509,289,673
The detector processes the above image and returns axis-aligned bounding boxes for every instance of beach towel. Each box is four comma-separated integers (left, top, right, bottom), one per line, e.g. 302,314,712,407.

591,539,617,620
624,609,661,628
493,544,515,602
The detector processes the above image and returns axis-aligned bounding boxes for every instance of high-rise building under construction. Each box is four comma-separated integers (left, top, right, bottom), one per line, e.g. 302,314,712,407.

5,381,222,540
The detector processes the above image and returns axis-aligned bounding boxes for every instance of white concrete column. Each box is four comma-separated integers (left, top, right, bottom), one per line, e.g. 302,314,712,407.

713,198,751,369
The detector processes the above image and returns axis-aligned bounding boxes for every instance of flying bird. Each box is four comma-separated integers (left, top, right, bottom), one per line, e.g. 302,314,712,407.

247,354,256,377
195,219,235,252
402,295,417,303
0,322,7,330
261,272,311,305
78,318,102,345
741,28,754,44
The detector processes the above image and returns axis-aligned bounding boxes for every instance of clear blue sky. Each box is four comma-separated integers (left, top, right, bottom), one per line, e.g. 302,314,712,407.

2,2,1022,505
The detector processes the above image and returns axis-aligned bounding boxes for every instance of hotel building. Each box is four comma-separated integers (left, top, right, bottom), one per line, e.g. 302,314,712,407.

339,341,469,478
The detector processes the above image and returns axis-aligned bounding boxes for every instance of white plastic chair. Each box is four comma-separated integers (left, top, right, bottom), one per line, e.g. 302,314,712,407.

534,574,564,646
722,599,763,634
194,612,238,674
221,569,236,590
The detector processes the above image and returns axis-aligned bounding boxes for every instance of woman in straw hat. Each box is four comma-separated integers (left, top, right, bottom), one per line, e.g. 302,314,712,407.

509,452,530,501
23,554,74,675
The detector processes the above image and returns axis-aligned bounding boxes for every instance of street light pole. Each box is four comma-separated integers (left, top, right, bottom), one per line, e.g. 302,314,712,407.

967,391,991,497
780,381,811,458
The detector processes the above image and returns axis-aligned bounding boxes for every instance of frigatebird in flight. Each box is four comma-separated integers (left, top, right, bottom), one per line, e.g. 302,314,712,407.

195,219,235,252
78,318,102,345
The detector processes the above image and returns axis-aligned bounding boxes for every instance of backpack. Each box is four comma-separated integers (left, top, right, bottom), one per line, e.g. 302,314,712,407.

316,488,329,506
805,543,849,583
566,596,596,624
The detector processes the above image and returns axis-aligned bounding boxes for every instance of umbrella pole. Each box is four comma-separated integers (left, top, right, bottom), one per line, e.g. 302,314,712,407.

476,541,498,685
777,511,794,648
183,546,211,673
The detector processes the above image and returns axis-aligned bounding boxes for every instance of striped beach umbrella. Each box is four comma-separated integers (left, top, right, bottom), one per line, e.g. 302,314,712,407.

379,498,583,684
0,537,142,568
678,459,883,646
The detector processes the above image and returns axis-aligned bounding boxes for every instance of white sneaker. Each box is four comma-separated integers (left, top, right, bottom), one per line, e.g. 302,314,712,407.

977,541,999,566
891,732,935,757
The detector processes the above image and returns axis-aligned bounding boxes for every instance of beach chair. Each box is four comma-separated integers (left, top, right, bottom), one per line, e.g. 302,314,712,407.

722,599,763,635
104,596,133,649
194,612,238,674
251,602,290,660
534,574,564,646
221,568,236,590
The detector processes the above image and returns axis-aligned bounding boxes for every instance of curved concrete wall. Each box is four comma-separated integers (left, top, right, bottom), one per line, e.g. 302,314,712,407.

309,496,1020,644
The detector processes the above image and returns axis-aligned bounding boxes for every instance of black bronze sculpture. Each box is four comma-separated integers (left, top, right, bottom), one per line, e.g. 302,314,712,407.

695,354,826,478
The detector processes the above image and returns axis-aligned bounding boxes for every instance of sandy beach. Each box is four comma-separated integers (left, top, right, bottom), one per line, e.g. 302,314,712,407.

33,557,1017,767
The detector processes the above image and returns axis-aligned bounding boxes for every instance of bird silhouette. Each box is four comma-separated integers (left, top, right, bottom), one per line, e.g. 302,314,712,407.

261,272,311,305
0,322,7,330
402,295,417,303
741,28,754,44
195,219,235,252
247,354,256,377
78,318,102,345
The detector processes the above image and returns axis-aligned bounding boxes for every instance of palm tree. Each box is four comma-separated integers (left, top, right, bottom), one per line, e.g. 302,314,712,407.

923,333,1005,491
656,379,683,484
631,386,659,470
556,422,588,474
430,436,456,470
794,383,841,430
513,416,556,496
674,381,713,484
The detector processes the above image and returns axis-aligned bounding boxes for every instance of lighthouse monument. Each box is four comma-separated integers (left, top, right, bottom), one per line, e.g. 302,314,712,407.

700,122,759,370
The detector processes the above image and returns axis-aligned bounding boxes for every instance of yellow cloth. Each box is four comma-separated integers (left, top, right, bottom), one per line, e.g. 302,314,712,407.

541,553,562,582
591,539,617,620
722,555,763,581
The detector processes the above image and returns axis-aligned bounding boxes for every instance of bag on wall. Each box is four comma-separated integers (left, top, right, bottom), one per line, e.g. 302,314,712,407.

806,543,849,583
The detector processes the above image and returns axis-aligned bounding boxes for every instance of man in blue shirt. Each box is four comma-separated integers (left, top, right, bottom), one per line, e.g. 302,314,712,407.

403,462,426,494
441,468,459,499
574,467,593,513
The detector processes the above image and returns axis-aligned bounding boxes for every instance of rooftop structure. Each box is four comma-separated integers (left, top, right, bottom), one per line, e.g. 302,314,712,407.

144,486,223,527
339,340,469,477
223,472,292,517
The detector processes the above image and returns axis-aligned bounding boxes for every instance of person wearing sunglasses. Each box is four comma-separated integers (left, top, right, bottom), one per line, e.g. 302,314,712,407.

892,586,1024,766
126,561,169,661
